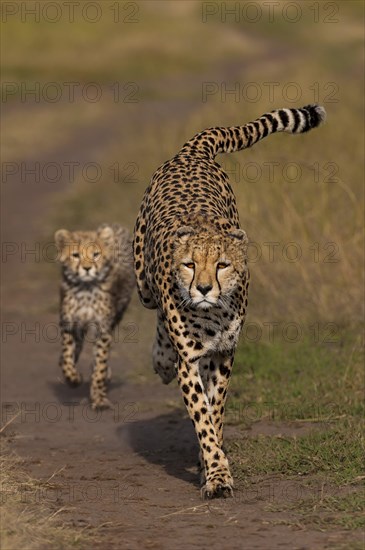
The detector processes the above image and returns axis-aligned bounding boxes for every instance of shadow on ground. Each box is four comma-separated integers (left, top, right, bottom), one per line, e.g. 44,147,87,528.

122,408,200,488
48,379,124,405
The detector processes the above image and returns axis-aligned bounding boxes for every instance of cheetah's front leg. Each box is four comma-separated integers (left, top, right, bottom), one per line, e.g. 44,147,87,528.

198,354,233,486
90,331,112,409
59,330,83,387
206,353,234,449
177,357,233,499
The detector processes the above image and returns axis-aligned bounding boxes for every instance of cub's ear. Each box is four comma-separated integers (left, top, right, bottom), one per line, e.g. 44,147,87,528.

229,228,248,244
54,229,72,262
97,224,114,241
176,226,195,244
54,229,71,250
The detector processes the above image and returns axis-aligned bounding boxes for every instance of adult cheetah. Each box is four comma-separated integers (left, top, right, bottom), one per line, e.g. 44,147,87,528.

133,105,326,498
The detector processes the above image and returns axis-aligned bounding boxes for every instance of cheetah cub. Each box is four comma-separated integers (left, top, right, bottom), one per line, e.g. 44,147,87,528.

55,223,134,409
134,105,326,498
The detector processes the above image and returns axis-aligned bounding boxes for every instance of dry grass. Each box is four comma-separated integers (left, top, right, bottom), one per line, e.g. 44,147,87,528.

0,442,92,549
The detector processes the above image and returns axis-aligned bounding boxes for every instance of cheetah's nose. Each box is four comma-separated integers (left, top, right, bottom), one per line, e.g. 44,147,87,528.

84,266,91,272
197,284,212,296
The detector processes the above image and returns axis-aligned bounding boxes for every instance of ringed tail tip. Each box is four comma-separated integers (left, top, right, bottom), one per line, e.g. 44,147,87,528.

302,104,327,130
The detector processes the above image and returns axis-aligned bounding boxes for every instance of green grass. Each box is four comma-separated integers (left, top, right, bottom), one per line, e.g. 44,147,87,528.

301,492,365,530
226,332,364,531
229,419,364,484
268,492,365,531
228,330,364,424
228,331,364,484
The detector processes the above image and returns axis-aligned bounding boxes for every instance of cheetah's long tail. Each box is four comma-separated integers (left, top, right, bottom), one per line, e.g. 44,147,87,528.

181,104,326,160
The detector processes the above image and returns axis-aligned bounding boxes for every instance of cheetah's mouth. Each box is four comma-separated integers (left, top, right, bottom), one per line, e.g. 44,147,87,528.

77,271,99,284
195,299,215,309
80,274,95,281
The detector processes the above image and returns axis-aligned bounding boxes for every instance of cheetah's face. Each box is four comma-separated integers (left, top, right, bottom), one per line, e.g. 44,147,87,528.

55,225,115,284
173,226,248,310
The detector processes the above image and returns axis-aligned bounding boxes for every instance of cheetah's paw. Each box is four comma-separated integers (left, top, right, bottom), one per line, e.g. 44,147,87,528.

201,475,234,500
65,373,83,387
91,397,113,410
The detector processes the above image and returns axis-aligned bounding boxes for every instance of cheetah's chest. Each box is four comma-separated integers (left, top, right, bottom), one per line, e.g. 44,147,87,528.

205,317,242,353
64,287,111,325
185,312,242,354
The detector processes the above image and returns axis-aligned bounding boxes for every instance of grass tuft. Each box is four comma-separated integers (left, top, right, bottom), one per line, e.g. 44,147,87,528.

0,445,93,549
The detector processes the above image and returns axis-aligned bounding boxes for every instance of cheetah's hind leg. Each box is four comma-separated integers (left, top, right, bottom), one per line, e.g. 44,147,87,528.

152,312,177,384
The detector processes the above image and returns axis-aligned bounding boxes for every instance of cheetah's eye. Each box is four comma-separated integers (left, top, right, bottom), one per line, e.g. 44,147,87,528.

217,262,230,269
72,252,80,258
183,262,195,269
93,251,100,259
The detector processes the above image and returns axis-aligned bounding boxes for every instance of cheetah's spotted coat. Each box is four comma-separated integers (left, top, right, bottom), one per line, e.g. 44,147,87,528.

134,105,326,498
55,224,134,409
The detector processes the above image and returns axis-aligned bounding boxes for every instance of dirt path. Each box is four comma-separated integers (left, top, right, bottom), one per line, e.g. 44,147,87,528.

1,52,358,549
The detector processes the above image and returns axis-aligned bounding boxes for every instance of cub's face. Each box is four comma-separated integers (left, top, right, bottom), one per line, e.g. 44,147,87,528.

173,226,248,310
55,225,115,284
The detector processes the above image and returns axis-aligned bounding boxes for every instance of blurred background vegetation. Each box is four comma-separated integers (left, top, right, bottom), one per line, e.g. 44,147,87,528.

2,0,363,327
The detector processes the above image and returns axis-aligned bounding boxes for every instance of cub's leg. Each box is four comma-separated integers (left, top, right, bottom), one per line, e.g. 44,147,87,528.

59,329,83,387
152,311,177,384
90,331,113,409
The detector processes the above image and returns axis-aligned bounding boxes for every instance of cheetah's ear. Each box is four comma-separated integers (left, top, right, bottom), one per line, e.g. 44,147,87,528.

176,226,195,243
97,224,114,241
54,229,71,250
229,229,248,244
55,229,72,262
